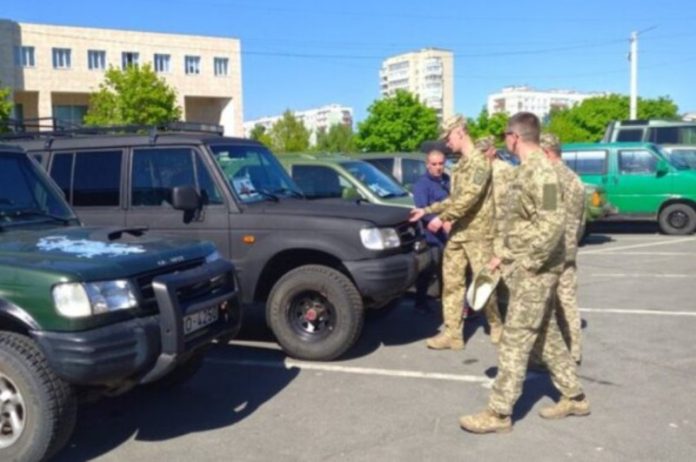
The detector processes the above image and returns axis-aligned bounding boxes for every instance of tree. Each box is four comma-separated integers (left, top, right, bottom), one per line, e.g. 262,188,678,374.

84,64,181,126
269,110,310,153
466,107,509,144
0,84,13,133
357,90,439,152
546,94,679,142
249,123,273,147
315,123,356,153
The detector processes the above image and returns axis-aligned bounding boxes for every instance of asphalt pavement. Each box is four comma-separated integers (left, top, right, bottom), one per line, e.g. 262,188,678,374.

53,225,696,462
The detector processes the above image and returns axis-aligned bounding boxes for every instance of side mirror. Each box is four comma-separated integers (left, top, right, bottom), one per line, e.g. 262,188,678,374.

656,159,669,176
171,185,201,211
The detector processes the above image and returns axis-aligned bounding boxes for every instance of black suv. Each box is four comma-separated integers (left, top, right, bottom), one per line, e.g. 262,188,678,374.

0,143,241,461
12,125,428,361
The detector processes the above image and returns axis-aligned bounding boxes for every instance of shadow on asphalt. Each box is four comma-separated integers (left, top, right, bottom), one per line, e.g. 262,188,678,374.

484,366,560,422
53,344,299,461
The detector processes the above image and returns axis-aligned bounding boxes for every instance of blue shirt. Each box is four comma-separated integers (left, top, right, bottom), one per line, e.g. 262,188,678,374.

413,171,450,247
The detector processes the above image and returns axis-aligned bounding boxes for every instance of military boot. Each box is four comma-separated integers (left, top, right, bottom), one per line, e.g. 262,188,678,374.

490,324,503,345
425,332,464,350
459,409,512,434
539,396,590,419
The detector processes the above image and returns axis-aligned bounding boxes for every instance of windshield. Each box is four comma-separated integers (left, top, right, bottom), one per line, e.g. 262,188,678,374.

208,144,303,203
341,161,408,198
665,148,696,170
0,153,75,227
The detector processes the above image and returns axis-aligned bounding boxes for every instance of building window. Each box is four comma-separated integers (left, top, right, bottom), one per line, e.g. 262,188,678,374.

87,50,106,70
122,51,139,69
14,46,35,67
185,55,201,75
53,105,88,128
52,48,71,69
214,57,229,76
154,53,170,73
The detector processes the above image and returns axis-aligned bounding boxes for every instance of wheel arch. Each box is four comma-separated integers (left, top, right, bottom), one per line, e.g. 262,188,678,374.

658,198,696,216
0,299,40,336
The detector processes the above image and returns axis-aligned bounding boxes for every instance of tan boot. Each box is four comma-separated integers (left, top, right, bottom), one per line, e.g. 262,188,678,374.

490,324,503,345
539,396,590,420
459,409,512,434
426,332,464,350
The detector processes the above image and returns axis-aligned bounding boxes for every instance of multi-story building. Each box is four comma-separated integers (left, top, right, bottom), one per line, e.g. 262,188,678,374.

244,104,353,146
487,86,604,121
0,19,243,135
379,48,454,121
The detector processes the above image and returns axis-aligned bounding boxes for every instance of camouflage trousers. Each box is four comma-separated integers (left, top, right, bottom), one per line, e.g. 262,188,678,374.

440,239,502,340
488,266,583,416
557,262,582,362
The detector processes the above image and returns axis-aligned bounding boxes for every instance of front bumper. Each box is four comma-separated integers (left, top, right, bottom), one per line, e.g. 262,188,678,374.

31,259,242,387
345,243,431,301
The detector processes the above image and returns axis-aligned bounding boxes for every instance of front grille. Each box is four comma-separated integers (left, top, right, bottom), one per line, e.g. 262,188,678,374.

134,258,205,313
396,222,421,250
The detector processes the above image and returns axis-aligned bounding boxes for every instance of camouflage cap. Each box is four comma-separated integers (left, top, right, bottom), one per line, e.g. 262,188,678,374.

439,114,467,140
466,267,501,312
540,133,562,153
474,135,496,152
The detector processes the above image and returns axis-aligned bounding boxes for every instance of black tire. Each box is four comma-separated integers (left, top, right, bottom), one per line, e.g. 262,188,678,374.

658,203,696,235
143,352,205,390
267,265,364,361
0,332,77,462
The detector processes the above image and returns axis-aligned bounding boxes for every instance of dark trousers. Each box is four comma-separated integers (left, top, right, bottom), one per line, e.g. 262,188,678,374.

415,245,443,309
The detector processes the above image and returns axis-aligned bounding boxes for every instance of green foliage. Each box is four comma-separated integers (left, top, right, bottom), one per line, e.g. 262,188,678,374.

466,107,508,144
0,84,13,132
249,123,273,147
269,110,310,153
315,124,356,153
546,94,679,142
357,90,439,152
84,64,181,126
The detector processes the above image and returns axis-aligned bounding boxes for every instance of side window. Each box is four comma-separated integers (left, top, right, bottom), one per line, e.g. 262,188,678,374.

73,151,122,206
195,155,224,205
402,158,426,187
561,151,577,172
574,150,607,175
131,147,195,207
616,129,644,142
291,165,342,199
618,150,657,174
50,153,73,201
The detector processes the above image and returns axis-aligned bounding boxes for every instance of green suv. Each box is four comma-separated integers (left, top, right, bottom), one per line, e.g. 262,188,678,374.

562,142,696,234
0,144,241,461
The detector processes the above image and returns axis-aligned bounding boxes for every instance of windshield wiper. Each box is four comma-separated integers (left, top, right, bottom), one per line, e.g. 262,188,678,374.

381,192,408,199
0,208,73,225
272,187,304,199
255,189,279,202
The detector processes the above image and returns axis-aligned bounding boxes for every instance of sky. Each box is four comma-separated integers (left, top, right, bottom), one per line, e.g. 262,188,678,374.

4,0,696,124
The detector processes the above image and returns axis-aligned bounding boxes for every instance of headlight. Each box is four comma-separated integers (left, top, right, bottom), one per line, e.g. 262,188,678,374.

360,227,401,250
52,280,137,318
206,250,222,263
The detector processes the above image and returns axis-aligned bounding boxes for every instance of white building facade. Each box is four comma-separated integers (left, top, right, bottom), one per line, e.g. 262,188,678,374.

244,104,353,146
379,48,454,121
0,20,243,135
487,86,604,121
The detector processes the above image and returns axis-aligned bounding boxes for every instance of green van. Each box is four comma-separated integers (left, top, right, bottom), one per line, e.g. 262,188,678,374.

562,142,696,235
279,154,414,208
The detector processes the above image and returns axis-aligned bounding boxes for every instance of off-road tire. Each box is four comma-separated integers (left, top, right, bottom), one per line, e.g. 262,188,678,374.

0,332,77,462
658,203,696,235
267,265,364,361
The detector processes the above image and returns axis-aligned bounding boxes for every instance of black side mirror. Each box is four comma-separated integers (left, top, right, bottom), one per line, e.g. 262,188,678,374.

171,186,201,211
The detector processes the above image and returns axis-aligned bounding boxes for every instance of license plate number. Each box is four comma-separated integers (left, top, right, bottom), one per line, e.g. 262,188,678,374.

183,306,219,335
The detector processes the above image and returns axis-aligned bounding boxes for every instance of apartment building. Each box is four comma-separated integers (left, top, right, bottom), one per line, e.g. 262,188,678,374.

379,48,454,120
487,86,604,121
0,19,243,135
244,104,353,146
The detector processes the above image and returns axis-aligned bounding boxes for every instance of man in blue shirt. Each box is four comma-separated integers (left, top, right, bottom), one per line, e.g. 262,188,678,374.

412,148,451,313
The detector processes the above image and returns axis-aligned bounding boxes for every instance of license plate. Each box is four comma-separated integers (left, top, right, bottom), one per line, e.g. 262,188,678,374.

183,306,219,335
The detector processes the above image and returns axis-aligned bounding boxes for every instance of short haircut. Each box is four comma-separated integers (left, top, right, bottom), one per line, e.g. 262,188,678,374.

508,112,541,143
426,149,445,162
540,133,562,156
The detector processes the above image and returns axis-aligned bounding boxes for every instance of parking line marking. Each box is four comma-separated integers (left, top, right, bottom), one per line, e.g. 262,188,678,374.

580,308,696,317
581,251,696,256
579,236,696,255
205,358,494,386
588,273,692,278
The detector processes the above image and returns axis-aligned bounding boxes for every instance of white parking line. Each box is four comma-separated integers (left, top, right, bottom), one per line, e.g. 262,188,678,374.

580,308,696,317
581,251,696,256
588,273,692,278
205,357,494,387
579,236,696,255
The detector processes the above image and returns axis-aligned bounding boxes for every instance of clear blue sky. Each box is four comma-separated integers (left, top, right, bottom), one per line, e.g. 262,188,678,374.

5,0,696,123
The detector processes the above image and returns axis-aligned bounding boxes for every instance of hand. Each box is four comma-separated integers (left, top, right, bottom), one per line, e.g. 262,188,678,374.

487,257,502,271
427,217,443,233
442,221,452,234
409,208,425,222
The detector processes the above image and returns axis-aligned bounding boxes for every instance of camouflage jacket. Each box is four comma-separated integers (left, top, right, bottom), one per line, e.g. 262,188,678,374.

494,150,565,274
424,148,494,242
554,161,585,263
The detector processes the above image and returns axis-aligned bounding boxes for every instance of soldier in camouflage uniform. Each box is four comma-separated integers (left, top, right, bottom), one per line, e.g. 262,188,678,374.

459,113,589,434
409,116,502,350
540,133,585,364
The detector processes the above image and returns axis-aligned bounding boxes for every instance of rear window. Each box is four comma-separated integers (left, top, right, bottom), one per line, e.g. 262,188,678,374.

562,150,607,175
616,129,644,142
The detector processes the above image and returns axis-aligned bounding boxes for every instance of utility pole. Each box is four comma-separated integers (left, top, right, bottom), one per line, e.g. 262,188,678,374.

629,31,638,119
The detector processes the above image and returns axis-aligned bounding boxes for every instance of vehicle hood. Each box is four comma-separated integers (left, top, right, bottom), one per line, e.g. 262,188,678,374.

245,198,410,226
0,226,216,281
378,195,414,208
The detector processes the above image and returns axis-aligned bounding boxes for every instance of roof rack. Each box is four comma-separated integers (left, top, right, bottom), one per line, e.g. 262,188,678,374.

0,120,225,142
